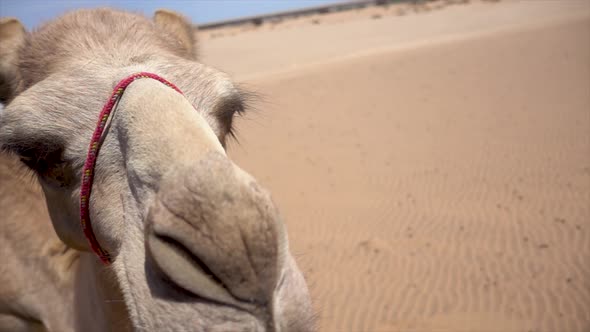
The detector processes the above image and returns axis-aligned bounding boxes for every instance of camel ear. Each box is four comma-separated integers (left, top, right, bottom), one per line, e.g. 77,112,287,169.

0,18,25,104
154,9,198,59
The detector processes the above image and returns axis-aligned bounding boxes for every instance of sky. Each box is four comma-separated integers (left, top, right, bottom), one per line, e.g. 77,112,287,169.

0,0,343,29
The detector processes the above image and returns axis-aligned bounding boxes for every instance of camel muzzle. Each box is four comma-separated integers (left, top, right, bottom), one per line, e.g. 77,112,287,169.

145,151,284,316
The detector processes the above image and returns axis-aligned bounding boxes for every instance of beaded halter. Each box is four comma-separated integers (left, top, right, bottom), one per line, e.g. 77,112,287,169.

80,72,184,265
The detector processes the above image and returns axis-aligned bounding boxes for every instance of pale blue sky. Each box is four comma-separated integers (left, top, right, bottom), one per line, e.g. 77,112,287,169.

0,0,343,29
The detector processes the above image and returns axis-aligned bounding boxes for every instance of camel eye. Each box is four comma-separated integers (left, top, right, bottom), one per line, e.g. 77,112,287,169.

17,144,74,187
2,137,66,177
213,90,254,146
0,102,73,186
22,144,61,171
215,94,244,140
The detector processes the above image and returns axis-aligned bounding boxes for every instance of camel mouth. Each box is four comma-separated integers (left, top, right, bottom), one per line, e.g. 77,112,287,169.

153,233,228,293
146,230,251,310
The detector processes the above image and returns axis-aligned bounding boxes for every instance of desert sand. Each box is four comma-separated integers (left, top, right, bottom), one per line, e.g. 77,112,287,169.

201,0,590,331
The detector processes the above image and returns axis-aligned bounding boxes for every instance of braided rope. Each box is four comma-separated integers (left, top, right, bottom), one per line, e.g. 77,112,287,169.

80,72,184,265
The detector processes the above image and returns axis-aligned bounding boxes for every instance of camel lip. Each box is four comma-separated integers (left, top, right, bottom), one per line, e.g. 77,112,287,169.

146,229,263,313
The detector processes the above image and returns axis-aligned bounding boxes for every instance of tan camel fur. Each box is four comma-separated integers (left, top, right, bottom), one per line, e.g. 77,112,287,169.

0,8,313,332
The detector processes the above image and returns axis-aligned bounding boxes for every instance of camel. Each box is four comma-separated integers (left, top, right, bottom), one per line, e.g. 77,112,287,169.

0,8,314,332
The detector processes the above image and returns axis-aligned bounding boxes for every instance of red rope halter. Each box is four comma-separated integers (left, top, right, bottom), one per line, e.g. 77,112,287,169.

80,72,184,265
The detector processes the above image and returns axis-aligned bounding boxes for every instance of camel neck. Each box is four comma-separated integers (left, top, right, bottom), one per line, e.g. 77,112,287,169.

74,253,132,332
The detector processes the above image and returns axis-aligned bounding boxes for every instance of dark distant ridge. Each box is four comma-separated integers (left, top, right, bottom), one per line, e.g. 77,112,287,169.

197,0,414,30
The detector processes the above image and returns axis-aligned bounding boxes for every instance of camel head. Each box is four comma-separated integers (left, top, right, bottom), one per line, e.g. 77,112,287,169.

0,9,313,331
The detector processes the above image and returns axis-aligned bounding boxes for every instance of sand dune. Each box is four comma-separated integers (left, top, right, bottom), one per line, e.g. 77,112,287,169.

201,1,590,331
201,0,590,81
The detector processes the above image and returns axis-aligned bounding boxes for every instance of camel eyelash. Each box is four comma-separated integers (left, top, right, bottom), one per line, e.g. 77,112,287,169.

1,136,66,174
215,88,258,144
